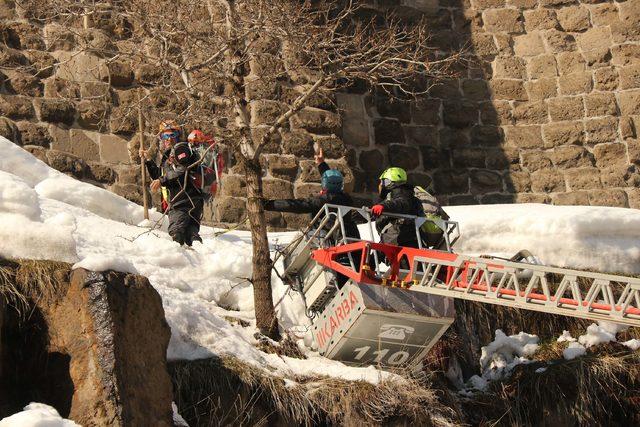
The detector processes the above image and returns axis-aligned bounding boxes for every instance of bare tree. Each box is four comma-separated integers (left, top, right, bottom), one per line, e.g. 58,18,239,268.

18,0,460,339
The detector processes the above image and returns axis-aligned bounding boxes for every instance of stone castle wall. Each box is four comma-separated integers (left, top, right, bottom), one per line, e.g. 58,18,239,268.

342,0,640,208
0,0,638,230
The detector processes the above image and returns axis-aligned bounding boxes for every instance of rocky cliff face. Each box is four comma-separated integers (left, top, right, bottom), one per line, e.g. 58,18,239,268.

0,0,638,230
0,260,174,426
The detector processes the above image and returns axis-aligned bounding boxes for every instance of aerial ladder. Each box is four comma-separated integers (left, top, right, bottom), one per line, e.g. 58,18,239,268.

280,205,640,369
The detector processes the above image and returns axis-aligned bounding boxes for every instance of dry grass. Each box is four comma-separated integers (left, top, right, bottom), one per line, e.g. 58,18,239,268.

0,258,71,318
465,349,640,426
170,355,463,427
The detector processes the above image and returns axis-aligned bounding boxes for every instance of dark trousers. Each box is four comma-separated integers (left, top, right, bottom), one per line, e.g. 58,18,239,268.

168,198,204,246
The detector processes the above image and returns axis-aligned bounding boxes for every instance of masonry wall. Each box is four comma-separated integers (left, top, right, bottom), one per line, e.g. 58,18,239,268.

0,0,638,231
344,0,640,208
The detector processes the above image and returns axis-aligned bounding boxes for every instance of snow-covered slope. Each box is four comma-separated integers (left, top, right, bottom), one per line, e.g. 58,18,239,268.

1,136,639,382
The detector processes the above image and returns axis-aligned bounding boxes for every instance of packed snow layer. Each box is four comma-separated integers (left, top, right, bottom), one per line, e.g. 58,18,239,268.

1,136,639,384
447,203,640,274
0,403,79,426
558,321,638,360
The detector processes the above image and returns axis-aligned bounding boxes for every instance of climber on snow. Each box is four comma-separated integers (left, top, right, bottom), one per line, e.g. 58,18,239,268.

140,119,204,247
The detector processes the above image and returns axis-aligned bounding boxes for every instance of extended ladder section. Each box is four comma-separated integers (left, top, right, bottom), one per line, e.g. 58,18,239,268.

313,242,640,327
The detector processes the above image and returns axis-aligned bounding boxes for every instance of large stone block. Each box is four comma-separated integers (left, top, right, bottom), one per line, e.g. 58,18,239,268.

262,178,294,199
433,170,469,195
106,60,134,87
373,118,404,145
439,128,470,148
421,146,450,169
403,125,438,146
588,189,628,207
290,107,341,134
479,100,513,125
590,3,621,27
585,117,618,144
593,67,619,91
4,70,42,96
558,71,593,95
550,145,594,168
527,55,558,79
544,30,577,53
521,150,552,171
471,125,504,146
215,196,247,223
471,0,506,9
505,125,543,148
462,79,491,101
493,57,527,79
548,96,584,121
525,78,557,101
313,134,346,159
489,79,528,101
552,191,590,206
53,51,108,82
531,169,565,192
611,20,640,44
281,129,314,157
43,23,74,51
619,64,640,90
512,101,548,124
618,0,640,26
389,144,421,171
0,94,34,119
506,170,532,192
294,182,322,199
542,121,584,147
0,117,18,143
77,100,110,130
583,47,612,69
375,97,411,123
483,8,524,33
523,9,559,31
219,174,247,197
584,93,617,117
619,90,640,115
338,93,368,147
566,167,602,191
487,147,519,169
611,44,640,67
577,27,612,52
556,6,590,32
470,169,503,193
250,100,286,127
45,149,88,179
443,100,479,128
99,134,130,164
513,32,546,56
16,121,51,147
593,142,628,168
452,147,486,168
556,51,586,75
34,98,76,125
600,165,640,188
109,106,138,134
411,99,441,126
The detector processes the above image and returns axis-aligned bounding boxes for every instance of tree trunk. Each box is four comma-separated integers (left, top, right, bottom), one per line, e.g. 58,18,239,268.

242,157,279,340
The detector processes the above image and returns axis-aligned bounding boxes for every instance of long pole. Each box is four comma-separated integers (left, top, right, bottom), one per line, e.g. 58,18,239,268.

138,91,149,220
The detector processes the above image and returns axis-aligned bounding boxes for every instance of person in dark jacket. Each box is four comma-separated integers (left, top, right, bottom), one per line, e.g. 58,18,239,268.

370,167,424,249
263,149,360,241
264,149,360,287
141,119,204,246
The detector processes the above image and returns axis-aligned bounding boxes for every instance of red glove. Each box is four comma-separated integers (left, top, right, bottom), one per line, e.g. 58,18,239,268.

371,204,384,217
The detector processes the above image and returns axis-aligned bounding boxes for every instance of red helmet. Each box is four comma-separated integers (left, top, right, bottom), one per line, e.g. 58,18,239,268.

188,129,213,144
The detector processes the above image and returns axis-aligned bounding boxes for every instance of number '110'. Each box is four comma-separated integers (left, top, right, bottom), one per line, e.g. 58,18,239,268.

353,346,410,365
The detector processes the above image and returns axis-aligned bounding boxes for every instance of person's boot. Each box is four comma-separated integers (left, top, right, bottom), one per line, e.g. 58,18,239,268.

171,232,186,246
191,233,203,244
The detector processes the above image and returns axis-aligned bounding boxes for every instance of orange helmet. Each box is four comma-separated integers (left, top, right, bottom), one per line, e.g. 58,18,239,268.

158,119,180,134
187,129,213,144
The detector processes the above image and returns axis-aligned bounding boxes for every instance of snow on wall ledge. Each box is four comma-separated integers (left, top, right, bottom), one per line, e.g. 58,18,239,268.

448,203,640,274
1,136,640,383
